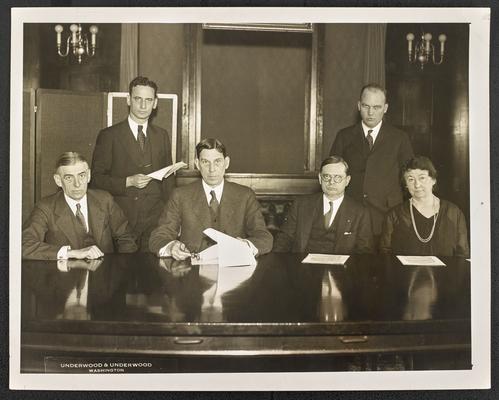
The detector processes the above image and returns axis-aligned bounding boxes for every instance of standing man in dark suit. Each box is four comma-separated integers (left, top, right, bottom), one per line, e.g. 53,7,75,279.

273,156,373,254
91,76,175,251
23,152,137,260
149,138,273,260
330,83,414,242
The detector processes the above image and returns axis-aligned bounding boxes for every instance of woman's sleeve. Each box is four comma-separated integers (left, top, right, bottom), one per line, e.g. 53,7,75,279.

379,209,397,254
454,206,470,258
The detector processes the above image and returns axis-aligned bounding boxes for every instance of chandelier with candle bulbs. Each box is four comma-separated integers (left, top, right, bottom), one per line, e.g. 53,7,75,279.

54,24,98,64
406,30,447,70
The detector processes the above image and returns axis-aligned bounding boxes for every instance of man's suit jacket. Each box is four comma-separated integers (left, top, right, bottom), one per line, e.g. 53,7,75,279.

91,119,175,229
330,121,414,234
273,193,374,254
22,189,137,260
149,180,273,256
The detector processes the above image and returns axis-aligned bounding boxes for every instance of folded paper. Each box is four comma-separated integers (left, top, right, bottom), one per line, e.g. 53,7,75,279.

396,255,446,267
147,161,187,181
191,228,256,267
302,253,350,265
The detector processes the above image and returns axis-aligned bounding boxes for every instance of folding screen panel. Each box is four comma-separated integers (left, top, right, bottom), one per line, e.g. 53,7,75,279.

35,89,107,200
22,89,36,223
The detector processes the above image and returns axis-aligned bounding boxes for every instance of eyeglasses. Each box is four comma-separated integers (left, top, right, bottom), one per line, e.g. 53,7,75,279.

321,174,347,183
405,175,431,185
360,103,384,112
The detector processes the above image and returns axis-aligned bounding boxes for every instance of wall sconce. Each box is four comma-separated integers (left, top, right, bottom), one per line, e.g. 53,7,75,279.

406,30,446,69
54,23,98,64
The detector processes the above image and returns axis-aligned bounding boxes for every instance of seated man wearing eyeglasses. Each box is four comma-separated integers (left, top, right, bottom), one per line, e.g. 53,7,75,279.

23,152,137,260
149,138,273,260
273,156,374,254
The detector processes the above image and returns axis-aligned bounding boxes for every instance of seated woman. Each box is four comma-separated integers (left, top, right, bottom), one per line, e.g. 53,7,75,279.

379,156,469,257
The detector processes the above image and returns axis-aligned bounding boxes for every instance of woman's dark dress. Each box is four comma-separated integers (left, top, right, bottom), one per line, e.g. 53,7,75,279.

379,199,469,257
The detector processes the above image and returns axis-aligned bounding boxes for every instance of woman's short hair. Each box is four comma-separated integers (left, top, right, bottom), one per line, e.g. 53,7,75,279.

54,152,88,172
320,155,350,175
401,156,438,183
196,138,227,158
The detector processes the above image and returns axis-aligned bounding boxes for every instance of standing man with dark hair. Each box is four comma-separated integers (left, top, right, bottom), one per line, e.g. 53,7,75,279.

273,156,373,254
149,138,273,260
91,76,175,251
23,152,137,260
329,83,414,244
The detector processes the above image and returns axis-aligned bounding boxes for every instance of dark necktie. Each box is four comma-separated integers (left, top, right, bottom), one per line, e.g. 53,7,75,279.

366,129,374,151
324,201,334,229
209,190,219,214
137,125,146,152
75,203,87,232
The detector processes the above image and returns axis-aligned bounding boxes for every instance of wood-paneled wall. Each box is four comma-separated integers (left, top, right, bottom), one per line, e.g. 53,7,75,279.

386,23,469,218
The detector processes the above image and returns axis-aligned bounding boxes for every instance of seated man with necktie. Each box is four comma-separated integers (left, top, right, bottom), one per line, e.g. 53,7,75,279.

23,152,138,260
273,156,374,254
149,138,273,260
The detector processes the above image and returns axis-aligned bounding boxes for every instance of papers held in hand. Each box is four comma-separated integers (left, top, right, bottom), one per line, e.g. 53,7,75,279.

191,228,257,267
302,254,350,265
396,255,446,267
147,161,187,180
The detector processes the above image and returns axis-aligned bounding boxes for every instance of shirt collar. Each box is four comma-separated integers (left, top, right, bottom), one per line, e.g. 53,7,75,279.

323,194,344,213
64,193,88,213
361,120,383,139
128,116,149,138
201,179,224,203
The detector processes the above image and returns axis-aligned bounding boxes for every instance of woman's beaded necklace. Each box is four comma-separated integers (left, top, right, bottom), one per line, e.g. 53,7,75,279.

409,197,439,243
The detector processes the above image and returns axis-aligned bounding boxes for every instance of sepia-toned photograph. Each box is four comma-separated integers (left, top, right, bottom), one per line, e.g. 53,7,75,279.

9,7,490,391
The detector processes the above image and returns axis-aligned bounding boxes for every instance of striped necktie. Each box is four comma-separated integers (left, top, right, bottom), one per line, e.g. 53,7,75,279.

75,203,87,232
366,129,374,151
137,125,146,152
324,201,334,229
209,190,219,214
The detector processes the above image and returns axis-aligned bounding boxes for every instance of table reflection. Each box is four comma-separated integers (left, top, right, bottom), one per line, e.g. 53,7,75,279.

318,269,347,322
21,253,470,329
57,268,90,320
403,267,438,320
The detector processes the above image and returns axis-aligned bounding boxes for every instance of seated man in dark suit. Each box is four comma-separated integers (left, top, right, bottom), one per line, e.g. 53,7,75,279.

23,152,137,260
149,138,273,260
273,156,373,254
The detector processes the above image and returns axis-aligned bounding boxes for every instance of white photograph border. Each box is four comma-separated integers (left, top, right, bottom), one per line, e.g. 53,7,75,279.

9,6,491,391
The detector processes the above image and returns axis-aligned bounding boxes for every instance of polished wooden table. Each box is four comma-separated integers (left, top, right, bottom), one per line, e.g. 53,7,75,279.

21,253,471,373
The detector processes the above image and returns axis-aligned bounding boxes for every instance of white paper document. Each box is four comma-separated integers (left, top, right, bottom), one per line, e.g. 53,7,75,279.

301,253,350,265
191,228,256,267
147,161,187,180
396,255,446,267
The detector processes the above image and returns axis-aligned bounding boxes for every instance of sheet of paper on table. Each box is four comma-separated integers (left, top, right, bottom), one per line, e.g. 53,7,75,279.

396,255,446,266
301,253,350,265
191,228,257,267
147,161,187,180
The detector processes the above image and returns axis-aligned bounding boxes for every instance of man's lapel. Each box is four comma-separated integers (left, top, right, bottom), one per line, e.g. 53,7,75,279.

87,190,106,245
331,198,353,240
353,123,370,156
191,181,212,229
300,194,322,251
54,192,80,248
119,120,143,167
148,125,163,168
371,121,388,152
219,182,235,225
